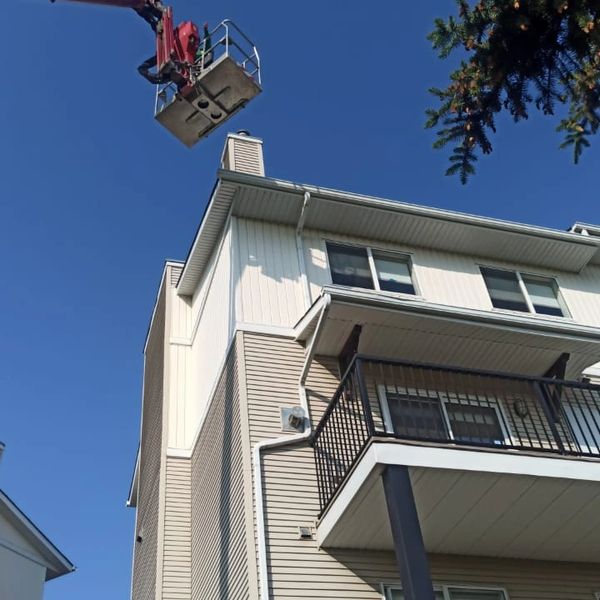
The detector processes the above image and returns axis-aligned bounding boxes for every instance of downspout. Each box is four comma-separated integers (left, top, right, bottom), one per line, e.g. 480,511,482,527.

296,190,312,309
252,293,331,600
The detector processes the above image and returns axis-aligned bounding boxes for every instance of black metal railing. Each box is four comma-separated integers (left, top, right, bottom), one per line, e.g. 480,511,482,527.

310,356,600,512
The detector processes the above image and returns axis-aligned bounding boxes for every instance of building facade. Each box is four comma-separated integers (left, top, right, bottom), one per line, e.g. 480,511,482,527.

128,133,600,600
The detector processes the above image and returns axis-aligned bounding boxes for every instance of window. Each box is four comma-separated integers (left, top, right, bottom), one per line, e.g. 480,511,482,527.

378,386,510,446
326,243,373,289
385,586,507,600
326,242,417,295
480,267,567,317
372,250,416,294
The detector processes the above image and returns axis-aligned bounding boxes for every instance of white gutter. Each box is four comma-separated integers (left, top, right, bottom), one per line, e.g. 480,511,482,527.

252,294,331,600
295,190,312,310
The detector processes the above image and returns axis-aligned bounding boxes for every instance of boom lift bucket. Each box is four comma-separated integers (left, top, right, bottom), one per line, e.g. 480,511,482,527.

154,19,261,147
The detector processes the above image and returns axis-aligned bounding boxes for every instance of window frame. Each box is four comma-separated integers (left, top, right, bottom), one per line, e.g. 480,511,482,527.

324,239,421,298
377,384,514,447
382,583,510,600
479,265,570,319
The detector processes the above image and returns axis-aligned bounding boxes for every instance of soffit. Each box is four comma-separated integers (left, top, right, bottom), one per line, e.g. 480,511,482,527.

178,172,600,296
298,289,600,379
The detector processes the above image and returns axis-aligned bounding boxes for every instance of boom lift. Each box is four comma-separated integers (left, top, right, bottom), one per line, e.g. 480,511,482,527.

53,0,262,147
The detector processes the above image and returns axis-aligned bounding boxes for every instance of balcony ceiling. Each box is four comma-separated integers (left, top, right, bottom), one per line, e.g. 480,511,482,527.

317,442,600,563
297,288,600,379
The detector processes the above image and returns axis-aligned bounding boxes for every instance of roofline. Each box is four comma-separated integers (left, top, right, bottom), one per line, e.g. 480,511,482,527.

126,445,140,508
218,169,600,250
0,489,75,579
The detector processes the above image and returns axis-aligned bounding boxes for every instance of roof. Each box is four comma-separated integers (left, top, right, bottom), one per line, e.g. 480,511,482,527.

0,489,75,580
177,170,600,296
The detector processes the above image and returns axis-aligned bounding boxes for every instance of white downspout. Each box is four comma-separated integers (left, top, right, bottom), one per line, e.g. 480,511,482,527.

296,190,312,309
252,293,331,600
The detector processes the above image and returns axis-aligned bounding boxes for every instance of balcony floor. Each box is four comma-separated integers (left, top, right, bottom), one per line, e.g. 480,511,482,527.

317,440,600,562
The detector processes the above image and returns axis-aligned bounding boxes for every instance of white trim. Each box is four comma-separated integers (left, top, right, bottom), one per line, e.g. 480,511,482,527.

384,583,509,600
235,322,296,338
317,441,600,545
166,447,193,458
0,490,74,579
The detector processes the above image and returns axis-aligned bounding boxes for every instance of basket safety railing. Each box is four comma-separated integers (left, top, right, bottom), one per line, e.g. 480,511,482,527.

155,18,261,116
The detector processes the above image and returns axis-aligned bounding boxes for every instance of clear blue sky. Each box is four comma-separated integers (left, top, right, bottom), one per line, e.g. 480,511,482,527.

1,1,598,598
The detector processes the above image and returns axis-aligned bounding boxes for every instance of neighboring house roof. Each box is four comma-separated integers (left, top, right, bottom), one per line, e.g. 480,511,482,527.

177,170,600,296
0,489,75,580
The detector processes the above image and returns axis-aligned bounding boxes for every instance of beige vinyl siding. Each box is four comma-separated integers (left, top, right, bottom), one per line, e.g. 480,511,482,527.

241,331,600,600
162,456,191,600
132,280,166,600
190,340,250,600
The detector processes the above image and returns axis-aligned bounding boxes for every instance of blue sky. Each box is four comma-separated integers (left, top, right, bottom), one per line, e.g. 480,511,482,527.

1,1,599,598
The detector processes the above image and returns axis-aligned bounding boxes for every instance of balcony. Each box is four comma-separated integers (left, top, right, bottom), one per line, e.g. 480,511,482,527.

311,357,600,562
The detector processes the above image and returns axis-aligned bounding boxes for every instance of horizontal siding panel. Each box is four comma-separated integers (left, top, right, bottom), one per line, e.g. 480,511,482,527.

162,456,191,600
190,342,250,600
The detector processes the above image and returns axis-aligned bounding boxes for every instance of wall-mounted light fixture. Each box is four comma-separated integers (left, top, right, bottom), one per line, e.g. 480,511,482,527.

513,399,530,419
281,406,306,432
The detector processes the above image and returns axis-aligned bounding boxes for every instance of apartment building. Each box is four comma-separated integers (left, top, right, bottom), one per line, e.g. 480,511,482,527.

128,132,600,600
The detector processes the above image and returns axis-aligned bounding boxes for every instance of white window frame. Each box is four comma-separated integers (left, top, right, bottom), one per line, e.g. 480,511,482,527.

324,239,421,298
479,265,571,319
376,384,513,446
383,583,510,600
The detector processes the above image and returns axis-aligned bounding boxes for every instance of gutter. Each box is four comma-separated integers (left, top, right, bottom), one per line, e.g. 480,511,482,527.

217,169,600,249
252,294,331,600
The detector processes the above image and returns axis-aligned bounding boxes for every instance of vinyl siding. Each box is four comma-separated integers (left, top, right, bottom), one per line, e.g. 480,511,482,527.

132,279,166,600
183,223,234,449
233,218,306,328
162,456,191,600
190,340,250,600
241,331,600,600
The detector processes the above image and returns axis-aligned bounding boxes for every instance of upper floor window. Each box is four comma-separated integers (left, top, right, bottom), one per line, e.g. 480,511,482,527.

480,267,568,317
385,586,507,600
326,242,416,295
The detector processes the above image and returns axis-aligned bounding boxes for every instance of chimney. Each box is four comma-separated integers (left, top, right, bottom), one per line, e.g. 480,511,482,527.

221,131,265,177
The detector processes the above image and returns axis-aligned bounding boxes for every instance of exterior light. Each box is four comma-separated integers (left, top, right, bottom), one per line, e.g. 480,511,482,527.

513,399,530,419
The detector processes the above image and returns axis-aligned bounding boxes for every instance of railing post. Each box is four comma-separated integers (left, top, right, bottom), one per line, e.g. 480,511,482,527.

533,381,566,454
355,358,376,436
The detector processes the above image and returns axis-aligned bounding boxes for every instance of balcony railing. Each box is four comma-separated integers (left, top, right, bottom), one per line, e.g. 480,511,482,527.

311,356,600,513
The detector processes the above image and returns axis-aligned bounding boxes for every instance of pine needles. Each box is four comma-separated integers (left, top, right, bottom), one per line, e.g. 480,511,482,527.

427,0,600,183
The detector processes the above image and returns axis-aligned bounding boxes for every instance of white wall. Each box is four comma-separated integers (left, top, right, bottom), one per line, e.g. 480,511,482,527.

171,218,600,451
0,546,46,600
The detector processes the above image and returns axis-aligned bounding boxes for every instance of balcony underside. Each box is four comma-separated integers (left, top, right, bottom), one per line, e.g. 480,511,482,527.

297,288,600,379
317,441,600,562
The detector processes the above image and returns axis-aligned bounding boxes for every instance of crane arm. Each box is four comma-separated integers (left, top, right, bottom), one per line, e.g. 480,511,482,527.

51,0,148,10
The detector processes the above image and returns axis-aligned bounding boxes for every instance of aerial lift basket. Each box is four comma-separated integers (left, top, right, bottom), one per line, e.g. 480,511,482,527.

154,19,262,147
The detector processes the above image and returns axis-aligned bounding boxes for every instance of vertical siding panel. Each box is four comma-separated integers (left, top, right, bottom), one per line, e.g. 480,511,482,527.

234,219,304,328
